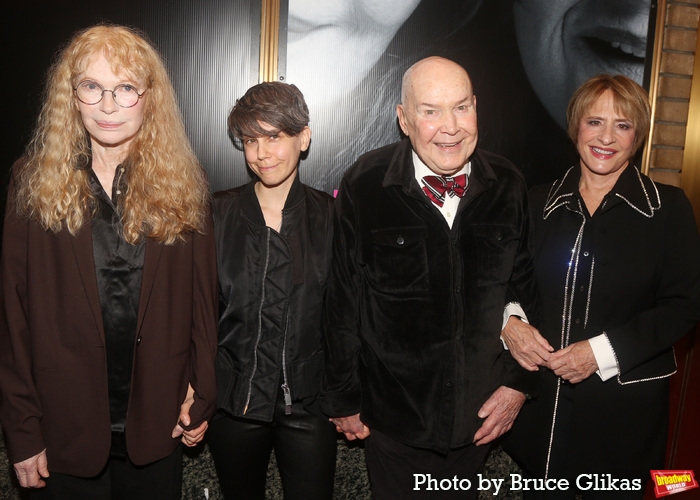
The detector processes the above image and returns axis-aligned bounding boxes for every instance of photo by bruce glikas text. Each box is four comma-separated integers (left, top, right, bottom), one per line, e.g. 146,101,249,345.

412,473,643,494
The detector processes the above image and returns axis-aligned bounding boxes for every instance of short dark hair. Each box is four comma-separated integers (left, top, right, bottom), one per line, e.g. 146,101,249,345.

567,74,651,154
228,81,310,139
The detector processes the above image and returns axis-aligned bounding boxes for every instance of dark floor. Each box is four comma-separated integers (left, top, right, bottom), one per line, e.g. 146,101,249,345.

1,426,524,499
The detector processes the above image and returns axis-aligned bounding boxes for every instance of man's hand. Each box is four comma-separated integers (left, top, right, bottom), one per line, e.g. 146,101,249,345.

171,383,209,447
14,449,49,488
473,386,526,446
501,316,553,371
547,340,598,384
329,413,370,441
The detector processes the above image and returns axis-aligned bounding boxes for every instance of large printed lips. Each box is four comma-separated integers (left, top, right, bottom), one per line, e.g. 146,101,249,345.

579,25,647,66
287,14,332,39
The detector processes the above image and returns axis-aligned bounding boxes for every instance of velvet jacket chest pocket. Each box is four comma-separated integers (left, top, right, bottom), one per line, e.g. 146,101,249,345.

367,226,430,292
471,223,519,286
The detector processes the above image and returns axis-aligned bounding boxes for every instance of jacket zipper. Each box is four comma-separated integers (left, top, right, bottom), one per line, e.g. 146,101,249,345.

281,310,292,415
277,210,293,415
243,229,272,414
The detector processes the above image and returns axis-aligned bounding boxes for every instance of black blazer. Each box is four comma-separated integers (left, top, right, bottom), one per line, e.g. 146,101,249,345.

504,166,700,478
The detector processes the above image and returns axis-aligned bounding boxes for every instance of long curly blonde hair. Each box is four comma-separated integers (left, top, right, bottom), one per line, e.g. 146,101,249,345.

15,24,209,245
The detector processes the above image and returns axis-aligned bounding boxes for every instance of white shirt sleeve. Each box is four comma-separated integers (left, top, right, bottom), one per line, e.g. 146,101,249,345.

501,302,528,349
588,333,619,381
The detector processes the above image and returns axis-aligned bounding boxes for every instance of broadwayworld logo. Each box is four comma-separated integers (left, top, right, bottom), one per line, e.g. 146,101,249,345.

651,470,698,498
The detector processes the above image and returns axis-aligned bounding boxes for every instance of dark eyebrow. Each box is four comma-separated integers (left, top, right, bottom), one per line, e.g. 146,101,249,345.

246,132,281,141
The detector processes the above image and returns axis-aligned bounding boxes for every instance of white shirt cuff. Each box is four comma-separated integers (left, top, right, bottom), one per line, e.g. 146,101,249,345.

501,302,528,349
588,333,619,381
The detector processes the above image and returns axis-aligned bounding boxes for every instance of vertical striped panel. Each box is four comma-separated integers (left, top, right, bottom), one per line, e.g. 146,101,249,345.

5,0,261,195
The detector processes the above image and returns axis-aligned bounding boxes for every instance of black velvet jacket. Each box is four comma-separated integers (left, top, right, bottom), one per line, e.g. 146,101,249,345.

213,176,334,422
320,139,540,453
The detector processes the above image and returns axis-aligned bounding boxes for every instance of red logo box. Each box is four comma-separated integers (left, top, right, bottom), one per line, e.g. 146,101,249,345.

651,470,698,498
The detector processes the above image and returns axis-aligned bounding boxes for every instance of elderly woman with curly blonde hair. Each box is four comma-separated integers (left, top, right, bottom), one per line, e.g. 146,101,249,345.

0,24,218,499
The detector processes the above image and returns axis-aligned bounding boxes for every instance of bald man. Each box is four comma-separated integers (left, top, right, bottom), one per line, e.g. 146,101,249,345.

320,57,541,499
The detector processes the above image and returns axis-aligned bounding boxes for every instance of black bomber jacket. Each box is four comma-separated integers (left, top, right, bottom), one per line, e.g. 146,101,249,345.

213,176,334,422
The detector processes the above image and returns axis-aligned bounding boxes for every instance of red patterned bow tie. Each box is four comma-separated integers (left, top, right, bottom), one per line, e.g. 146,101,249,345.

421,174,467,207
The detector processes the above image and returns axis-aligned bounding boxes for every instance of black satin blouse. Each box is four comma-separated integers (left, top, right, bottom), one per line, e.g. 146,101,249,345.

89,167,145,434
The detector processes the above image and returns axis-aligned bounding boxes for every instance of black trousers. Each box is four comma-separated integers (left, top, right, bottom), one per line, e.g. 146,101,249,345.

364,430,491,500
28,442,183,500
207,392,337,500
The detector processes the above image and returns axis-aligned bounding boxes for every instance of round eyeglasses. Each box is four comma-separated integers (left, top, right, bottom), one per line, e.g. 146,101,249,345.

74,80,146,108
